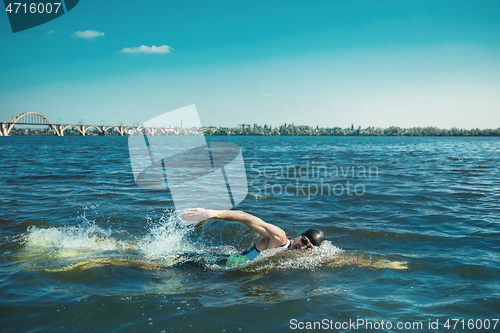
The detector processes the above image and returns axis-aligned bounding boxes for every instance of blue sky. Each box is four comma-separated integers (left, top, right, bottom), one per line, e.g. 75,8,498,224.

1,0,499,128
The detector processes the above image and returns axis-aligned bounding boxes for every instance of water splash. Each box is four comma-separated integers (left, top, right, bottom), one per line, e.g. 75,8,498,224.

23,218,119,252
257,241,343,271
138,211,197,260
17,210,223,269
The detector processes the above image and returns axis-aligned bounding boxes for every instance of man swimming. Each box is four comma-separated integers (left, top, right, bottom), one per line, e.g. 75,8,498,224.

180,208,325,265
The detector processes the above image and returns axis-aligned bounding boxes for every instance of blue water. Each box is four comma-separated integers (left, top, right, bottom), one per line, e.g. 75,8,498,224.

1,136,499,332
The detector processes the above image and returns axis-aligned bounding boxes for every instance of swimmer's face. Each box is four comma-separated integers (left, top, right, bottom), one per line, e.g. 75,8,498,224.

289,235,313,250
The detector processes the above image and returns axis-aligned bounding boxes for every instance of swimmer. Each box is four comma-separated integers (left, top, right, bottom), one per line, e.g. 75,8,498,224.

180,208,325,265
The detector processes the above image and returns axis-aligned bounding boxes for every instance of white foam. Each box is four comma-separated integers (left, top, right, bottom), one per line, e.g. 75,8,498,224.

137,213,196,259
272,241,343,270
23,220,118,252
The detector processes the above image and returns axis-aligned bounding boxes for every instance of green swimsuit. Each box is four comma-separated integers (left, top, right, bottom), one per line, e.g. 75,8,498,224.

226,240,291,266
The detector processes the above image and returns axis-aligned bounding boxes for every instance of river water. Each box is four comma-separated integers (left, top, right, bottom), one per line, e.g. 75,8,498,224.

1,135,499,332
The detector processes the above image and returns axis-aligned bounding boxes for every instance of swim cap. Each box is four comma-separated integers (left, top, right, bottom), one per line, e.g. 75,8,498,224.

302,229,325,246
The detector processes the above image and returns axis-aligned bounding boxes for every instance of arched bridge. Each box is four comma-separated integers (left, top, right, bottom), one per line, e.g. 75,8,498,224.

0,112,202,136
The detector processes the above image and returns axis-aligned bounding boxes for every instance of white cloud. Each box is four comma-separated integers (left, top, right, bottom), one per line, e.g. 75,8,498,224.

71,30,105,40
47,30,55,34
121,45,172,54
263,94,271,97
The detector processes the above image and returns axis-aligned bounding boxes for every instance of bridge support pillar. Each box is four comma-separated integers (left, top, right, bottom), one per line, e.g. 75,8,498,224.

98,125,106,136
1,122,13,136
56,124,64,136
50,124,62,136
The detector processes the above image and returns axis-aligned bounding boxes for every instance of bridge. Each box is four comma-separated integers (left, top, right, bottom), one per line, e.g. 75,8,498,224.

0,112,203,136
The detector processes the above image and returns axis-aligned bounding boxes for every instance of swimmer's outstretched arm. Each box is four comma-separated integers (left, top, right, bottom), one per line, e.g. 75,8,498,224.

180,208,287,248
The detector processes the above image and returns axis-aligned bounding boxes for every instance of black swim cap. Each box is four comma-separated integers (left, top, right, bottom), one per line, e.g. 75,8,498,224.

302,229,325,247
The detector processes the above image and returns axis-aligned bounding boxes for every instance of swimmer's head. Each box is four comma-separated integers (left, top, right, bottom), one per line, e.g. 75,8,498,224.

289,228,325,250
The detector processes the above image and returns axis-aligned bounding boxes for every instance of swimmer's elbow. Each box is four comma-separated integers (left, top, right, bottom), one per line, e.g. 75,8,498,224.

269,227,287,245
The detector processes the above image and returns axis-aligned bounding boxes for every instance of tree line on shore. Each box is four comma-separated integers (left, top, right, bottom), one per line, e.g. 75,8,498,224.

203,123,500,136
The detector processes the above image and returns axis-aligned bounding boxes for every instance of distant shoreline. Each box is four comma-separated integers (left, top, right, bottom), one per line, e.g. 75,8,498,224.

4,124,500,136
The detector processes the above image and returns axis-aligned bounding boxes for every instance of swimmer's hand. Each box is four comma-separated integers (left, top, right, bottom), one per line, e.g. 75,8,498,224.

180,208,214,228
